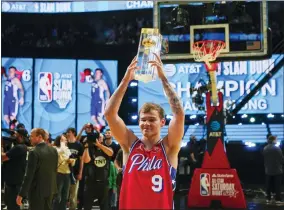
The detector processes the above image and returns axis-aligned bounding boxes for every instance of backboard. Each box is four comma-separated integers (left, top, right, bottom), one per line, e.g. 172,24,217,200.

154,1,272,62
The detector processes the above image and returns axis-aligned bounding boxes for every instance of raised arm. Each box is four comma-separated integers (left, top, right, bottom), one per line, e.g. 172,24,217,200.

95,140,114,157
76,124,86,141
149,54,185,154
104,57,138,151
160,75,185,151
82,145,91,164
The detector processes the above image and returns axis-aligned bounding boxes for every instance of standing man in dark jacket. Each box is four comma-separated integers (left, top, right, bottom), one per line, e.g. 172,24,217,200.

1,129,28,210
16,128,58,210
263,135,284,204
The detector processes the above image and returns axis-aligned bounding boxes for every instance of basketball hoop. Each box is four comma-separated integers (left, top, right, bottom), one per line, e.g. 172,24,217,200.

193,40,225,67
192,40,225,105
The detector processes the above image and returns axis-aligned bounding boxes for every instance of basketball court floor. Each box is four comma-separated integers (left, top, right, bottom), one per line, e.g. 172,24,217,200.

177,197,284,210
2,198,282,210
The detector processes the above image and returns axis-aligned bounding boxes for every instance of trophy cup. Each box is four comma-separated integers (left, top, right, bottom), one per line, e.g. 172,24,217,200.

135,28,162,83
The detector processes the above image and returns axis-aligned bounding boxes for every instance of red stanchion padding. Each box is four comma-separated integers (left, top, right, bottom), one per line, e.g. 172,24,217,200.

202,138,230,169
188,168,246,209
205,62,218,72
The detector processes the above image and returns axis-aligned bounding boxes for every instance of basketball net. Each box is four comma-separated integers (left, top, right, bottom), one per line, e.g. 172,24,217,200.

192,40,225,105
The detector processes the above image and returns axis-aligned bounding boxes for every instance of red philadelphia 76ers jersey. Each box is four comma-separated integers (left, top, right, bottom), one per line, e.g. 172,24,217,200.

119,139,177,209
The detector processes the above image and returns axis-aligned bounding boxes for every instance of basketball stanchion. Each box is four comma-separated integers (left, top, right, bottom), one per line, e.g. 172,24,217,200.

187,40,247,209
192,40,225,105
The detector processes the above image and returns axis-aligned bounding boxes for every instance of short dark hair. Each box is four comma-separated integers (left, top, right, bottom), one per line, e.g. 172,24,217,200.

67,127,77,136
9,66,17,70
268,135,277,144
85,123,94,133
266,133,272,139
54,135,62,147
105,128,111,132
16,123,25,129
95,68,103,74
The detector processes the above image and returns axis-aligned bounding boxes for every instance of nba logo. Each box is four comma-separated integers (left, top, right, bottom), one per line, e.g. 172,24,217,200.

200,173,210,196
38,72,53,102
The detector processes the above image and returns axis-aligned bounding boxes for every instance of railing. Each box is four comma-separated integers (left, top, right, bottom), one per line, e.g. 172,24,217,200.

126,124,281,143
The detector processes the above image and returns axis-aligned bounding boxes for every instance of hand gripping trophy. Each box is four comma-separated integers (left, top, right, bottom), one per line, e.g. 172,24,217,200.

135,28,163,83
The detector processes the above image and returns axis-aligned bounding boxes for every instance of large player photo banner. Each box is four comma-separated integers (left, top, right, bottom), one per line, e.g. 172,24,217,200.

1,57,33,131
34,59,76,137
139,54,284,115
77,60,117,131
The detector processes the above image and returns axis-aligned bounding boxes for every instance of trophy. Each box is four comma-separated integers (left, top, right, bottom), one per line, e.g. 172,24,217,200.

135,28,162,83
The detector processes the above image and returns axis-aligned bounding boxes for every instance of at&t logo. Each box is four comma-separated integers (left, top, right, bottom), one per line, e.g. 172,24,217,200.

209,120,222,137
210,121,220,131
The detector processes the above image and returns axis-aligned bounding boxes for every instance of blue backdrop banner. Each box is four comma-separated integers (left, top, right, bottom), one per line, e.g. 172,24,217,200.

1,57,33,131
77,60,117,131
138,54,284,115
34,59,76,137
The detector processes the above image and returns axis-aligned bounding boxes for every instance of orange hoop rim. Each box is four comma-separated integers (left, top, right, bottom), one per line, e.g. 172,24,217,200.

192,40,226,63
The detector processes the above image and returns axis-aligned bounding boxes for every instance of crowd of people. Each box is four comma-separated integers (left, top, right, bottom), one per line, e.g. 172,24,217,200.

2,123,122,210
2,1,284,50
2,15,283,50
1,53,186,210
1,50,283,210
1,12,152,48
3,121,283,210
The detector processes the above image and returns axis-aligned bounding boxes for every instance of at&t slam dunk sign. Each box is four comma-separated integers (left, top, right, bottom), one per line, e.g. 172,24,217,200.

38,72,73,109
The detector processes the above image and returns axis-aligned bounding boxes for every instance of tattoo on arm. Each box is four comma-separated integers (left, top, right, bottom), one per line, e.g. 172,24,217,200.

161,78,183,115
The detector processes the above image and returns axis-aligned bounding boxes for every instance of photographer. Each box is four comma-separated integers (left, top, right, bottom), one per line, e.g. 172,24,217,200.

76,123,95,145
82,132,113,210
1,129,28,210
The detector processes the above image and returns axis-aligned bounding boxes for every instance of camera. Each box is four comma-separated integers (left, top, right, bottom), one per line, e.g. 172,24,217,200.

2,136,17,145
86,132,100,145
1,128,29,146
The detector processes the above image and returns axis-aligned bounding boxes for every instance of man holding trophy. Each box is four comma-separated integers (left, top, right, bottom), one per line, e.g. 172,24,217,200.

104,28,185,209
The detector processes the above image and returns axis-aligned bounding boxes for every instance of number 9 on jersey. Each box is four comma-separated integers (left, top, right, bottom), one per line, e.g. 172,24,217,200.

152,175,163,192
